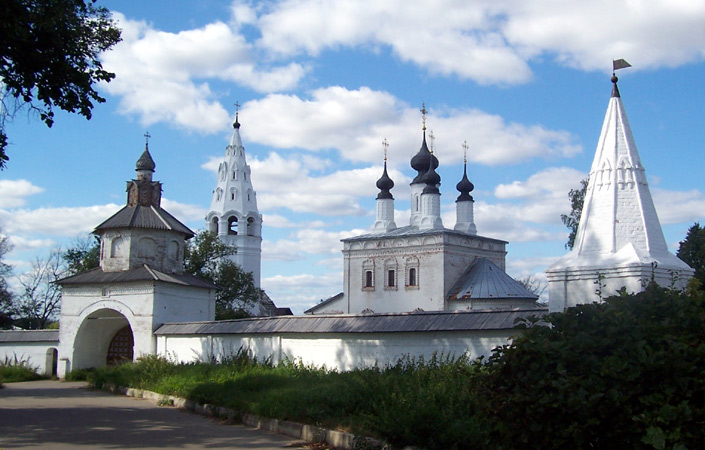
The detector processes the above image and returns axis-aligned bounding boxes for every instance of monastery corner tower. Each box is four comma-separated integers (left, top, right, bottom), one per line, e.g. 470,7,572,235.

206,110,263,289
546,73,693,312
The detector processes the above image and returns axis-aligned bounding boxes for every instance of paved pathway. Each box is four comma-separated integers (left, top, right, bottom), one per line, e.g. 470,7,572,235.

0,380,302,449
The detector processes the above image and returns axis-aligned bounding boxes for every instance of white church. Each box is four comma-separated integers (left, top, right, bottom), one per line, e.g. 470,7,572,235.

0,73,692,376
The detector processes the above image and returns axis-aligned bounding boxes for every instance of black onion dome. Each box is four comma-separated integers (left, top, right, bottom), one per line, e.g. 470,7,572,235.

410,132,439,183
456,163,474,202
233,115,241,129
421,158,440,194
376,161,394,200
136,147,156,172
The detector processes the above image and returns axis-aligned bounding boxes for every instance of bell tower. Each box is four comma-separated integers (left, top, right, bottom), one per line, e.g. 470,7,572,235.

205,107,263,288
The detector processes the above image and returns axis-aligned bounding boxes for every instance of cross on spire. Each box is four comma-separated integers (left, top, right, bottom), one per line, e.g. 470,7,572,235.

144,131,151,148
420,103,427,131
428,130,435,154
382,137,389,161
462,140,468,163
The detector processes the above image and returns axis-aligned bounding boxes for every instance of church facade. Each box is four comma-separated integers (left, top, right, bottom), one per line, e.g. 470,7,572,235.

307,110,540,314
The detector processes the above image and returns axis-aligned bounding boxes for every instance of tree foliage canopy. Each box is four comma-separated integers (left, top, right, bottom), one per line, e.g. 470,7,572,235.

63,234,100,276
0,0,121,169
0,230,13,328
477,285,705,449
560,178,588,250
184,231,259,319
677,222,705,290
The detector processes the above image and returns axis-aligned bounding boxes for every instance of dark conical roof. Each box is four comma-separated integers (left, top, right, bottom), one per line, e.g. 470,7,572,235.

447,258,538,301
136,147,156,172
410,131,439,183
376,161,394,200
456,162,474,202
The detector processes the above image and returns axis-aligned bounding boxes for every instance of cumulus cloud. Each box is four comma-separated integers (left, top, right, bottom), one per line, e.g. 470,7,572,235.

101,12,307,133
241,90,581,165
0,180,44,208
0,204,122,236
263,228,364,261
250,0,705,82
652,188,705,225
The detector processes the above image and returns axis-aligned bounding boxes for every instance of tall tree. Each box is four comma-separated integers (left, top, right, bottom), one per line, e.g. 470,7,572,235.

14,248,65,329
677,222,705,290
560,178,588,250
184,231,260,319
0,0,122,169
63,234,100,275
0,230,14,328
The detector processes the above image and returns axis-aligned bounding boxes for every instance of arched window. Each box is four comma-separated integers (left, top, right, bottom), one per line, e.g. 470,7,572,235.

362,259,375,290
228,216,238,235
409,267,417,286
210,217,219,234
365,271,373,288
111,237,126,258
405,256,419,289
384,258,398,290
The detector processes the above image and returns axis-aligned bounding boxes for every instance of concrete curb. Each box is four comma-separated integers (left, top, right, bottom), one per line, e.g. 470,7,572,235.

100,383,385,450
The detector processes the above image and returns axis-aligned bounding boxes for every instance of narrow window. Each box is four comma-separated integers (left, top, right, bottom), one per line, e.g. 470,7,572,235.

409,267,417,286
365,270,373,288
388,269,395,287
228,217,238,235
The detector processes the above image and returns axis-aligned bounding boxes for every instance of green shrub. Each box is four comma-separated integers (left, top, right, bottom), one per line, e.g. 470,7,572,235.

0,354,45,383
479,284,705,449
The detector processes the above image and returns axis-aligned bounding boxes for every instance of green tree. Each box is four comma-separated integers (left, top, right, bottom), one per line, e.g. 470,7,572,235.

478,285,705,449
560,178,588,250
184,231,259,319
0,230,14,328
677,222,705,290
63,234,100,275
0,0,122,169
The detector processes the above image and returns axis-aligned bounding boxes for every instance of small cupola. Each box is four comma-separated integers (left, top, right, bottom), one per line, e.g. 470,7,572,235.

456,142,474,202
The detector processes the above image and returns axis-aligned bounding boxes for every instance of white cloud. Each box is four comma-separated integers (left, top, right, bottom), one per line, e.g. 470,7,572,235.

250,0,705,83
652,188,705,225
0,204,122,236
160,199,208,222
263,228,364,261
6,236,56,252
241,90,581,166
101,12,307,133
0,180,44,208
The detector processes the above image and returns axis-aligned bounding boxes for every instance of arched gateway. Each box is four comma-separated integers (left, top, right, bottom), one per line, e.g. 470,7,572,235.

56,144,217,378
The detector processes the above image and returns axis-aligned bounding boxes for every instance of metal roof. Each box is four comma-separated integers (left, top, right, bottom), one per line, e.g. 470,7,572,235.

304,292,344,314
56,265,218,290
447,258,538,301
154,307,547,336
0,330,59,343
94,204,194,238
343,225,507,244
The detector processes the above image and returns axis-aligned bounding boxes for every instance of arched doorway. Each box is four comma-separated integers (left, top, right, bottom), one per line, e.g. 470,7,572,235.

45,348,58,377
106,325,134,365
72,308,134,371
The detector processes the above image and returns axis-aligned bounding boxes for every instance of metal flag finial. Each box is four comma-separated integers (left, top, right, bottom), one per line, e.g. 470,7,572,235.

613,59,631,73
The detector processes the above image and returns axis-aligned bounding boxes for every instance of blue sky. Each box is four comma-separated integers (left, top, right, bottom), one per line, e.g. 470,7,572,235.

2,0,704,314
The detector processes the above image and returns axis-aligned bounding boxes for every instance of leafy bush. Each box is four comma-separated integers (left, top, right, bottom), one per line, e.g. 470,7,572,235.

0,354,45,383
479,284,705,449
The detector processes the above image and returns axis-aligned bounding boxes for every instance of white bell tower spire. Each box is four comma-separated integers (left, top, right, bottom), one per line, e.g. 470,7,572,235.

205,105,263,288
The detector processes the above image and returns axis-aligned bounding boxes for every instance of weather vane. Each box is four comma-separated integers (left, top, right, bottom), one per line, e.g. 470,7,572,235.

382,138,389,161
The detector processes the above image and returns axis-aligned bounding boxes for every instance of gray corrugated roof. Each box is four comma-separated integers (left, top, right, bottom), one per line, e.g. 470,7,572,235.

94,205,194,238
56,265,218,290
304,292,344,314
0,330,59,343
154,307,546,336
447,258,538,301
343,225,507,244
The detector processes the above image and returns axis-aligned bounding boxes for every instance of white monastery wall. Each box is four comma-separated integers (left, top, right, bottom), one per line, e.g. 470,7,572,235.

0,338,58,376
157,329,515,371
